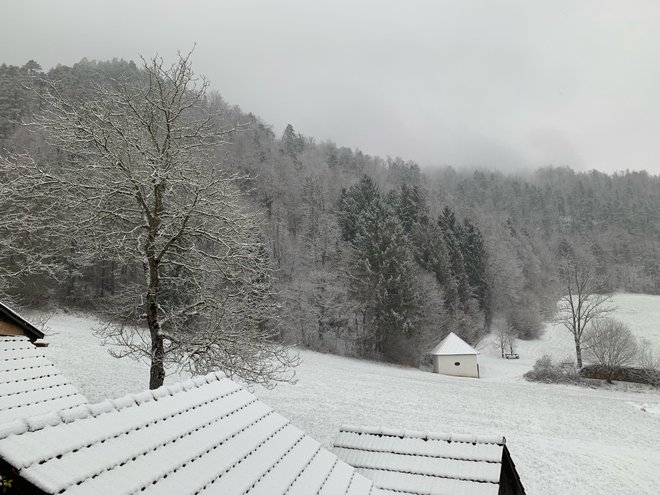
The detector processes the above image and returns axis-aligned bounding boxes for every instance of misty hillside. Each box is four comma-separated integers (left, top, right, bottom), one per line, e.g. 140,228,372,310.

1,58,659,365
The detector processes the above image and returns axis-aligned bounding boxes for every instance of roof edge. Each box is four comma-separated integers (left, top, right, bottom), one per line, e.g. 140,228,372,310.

338,425,505,446
430,332,479,355
0,302,45,340
0,371,226,440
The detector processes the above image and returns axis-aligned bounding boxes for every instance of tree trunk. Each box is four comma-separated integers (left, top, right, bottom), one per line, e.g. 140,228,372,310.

149,333,165,389
574,337,583,368
484,305,493,331
146,250,164,388
606,373,614,384
147,288,165,389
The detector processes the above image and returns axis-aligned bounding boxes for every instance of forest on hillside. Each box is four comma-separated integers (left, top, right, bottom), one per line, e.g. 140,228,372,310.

1,58,659,368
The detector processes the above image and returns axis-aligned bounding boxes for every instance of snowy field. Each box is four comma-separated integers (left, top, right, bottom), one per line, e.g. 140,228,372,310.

32,293,660,495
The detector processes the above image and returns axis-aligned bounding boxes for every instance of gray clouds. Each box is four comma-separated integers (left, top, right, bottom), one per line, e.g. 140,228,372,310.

3,0,660,173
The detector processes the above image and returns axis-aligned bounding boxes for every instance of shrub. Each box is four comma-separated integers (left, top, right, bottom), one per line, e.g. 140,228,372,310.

524,355,581,384
638,338,660,387
583,318,638,383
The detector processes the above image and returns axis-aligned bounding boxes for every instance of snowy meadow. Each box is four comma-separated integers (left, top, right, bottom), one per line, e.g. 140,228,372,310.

39,293,660,495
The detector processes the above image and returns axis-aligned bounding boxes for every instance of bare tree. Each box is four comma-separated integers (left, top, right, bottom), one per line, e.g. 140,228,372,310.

638,338,660,386
583,318,638,383
555,241,613,368
0,152,63,304
6,51,298,388
494,318,517,358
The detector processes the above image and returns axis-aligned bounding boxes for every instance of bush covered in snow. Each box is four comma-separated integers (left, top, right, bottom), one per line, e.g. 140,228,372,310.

523,355,581,384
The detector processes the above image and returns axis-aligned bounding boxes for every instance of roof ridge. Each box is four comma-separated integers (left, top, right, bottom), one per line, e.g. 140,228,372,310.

0,372,226,439
339,425,505,445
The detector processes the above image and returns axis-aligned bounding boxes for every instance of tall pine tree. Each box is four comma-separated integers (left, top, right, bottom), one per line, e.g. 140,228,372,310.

461,218,491,328
340,179,420,363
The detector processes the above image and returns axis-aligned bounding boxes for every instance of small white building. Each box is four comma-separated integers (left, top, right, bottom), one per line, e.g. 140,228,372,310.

430,332,480,378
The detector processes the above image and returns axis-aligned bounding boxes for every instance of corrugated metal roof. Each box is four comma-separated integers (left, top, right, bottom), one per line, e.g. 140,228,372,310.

0,336,87,424
0,372,379,495
334,426,505,495
430,332,479,356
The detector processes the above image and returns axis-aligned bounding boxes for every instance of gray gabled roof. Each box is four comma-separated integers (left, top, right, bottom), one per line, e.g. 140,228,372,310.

0,372,380,495
430,332,479,356
334,425,515,495
0,302,45,341
0,336,87,424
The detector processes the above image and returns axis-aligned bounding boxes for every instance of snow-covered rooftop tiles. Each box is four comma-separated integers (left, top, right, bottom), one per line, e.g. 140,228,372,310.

334,425,521,495
0,336,87,424
430,332,479,356
0,371,379,494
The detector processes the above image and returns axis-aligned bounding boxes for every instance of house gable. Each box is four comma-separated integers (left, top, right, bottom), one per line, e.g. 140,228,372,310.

0,303,45,341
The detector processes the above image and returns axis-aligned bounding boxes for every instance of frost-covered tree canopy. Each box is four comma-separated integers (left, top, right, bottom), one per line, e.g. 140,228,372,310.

1,52,298,388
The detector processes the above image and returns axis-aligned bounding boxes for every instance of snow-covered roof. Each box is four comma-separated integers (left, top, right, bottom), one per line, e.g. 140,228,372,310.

0,302,45,340
430,332,479,356
334,425,513,495
0,336,87,424
0,372,378,495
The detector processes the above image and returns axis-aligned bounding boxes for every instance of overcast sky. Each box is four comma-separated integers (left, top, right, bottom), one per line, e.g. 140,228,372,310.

3,0,660,174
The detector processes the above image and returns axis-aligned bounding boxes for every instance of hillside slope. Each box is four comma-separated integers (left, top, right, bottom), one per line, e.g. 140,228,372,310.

32,293,660,495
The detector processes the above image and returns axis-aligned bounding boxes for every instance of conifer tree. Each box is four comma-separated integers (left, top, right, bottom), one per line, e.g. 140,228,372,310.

337,174,381,242
281,123,304,156
462,218,491,327
438,206,471,309
340,179,420,362
347,201,419,361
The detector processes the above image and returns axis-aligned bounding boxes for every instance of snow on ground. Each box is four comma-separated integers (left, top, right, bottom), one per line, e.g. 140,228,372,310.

32,293,660,495
31,310,189,401
477,292,660,382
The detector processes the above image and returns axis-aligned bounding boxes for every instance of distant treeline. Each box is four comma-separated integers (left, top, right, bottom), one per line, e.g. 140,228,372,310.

1,59,658,365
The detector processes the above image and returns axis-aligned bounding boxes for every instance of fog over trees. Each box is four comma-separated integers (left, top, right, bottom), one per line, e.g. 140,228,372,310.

1,56,659,371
